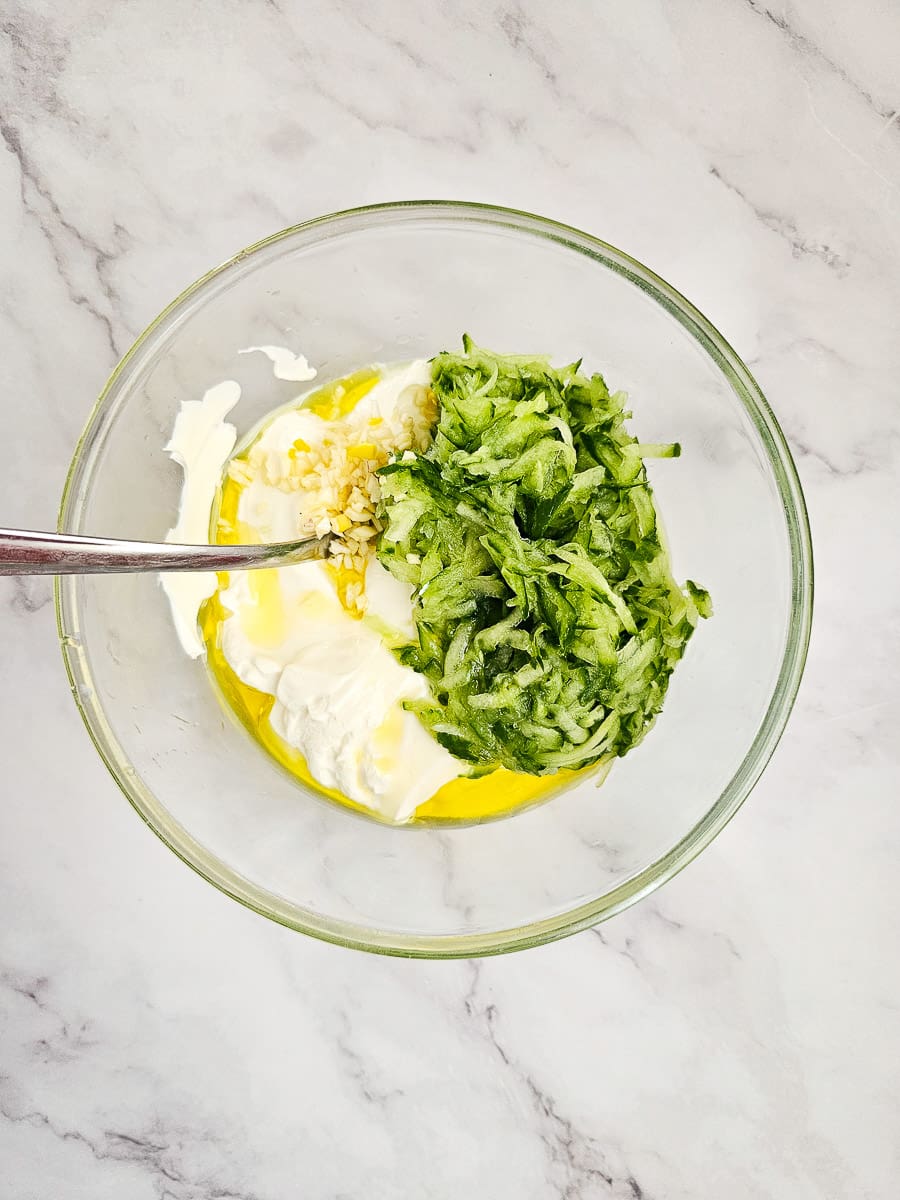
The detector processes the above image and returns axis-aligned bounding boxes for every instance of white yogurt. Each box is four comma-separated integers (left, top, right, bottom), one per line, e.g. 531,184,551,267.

161,358,462,822
218,559,459,822
161,380,240,658
239,344,318,382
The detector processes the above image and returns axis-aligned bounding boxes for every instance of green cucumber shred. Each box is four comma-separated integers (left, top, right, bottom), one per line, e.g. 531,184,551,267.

376,337,710,775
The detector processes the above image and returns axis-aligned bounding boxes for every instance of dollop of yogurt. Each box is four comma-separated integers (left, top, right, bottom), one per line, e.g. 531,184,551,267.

218,558,459,822
161,355,462,823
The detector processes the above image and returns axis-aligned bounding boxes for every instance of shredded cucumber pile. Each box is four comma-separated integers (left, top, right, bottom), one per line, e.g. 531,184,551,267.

376,338,711,776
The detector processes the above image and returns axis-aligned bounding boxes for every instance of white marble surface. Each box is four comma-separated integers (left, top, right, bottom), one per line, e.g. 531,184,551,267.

1,1,898,1196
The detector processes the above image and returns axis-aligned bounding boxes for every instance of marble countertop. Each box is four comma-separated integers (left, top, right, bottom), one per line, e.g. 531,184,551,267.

1,2,898,1196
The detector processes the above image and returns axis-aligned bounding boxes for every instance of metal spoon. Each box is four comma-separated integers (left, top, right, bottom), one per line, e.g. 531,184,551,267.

0,527,331,575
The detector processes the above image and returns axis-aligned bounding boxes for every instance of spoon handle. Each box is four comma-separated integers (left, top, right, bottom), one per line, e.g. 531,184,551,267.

0,528,330,575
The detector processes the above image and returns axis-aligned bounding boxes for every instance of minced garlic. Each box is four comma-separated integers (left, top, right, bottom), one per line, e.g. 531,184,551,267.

227,381,437,614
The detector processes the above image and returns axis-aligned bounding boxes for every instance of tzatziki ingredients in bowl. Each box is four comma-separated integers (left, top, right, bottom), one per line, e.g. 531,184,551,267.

57,202,811,956
162,339,711,829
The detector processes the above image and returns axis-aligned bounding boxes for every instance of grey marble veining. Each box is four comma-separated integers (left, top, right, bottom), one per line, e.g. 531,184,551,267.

1,1,899,1197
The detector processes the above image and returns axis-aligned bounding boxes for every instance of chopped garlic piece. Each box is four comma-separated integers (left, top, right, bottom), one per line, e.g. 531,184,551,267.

240,374,437,614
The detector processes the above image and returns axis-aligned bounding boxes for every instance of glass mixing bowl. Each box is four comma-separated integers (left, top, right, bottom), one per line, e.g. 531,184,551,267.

57,202,812,957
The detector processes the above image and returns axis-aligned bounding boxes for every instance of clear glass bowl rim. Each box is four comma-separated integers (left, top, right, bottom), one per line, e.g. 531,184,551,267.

56,200,814,958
